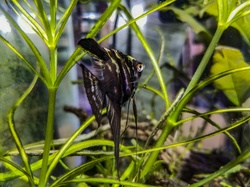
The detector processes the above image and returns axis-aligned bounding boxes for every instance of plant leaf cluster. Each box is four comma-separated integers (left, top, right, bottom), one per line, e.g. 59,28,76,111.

1,0,250,186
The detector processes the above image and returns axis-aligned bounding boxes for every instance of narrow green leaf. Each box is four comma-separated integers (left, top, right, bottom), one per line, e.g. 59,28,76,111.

54,177,156,187
56,0,121,86
33,0,51,41
142,85,165,99
0,156,33,183
44,114,97,184
7,1,47,42
86,0,122,38
7,75,39,184
189,148,250,187
217,0,237,25
227,1,250,23
55,0,78,43
49,0,57,34
118,3,170,107
0,35,46,85
231,15,250,45
55,46,83,86
166,7,211,37
0,5,50,83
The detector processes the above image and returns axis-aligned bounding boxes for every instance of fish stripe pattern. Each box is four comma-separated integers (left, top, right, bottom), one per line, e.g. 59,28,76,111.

78,38,144,177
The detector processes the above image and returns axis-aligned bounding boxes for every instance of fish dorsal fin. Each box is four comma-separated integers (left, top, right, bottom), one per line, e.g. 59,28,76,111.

78,38,110,61
79,38,111,81
80,64,104,126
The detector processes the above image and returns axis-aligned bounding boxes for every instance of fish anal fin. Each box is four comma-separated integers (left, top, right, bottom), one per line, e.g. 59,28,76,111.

106,96,121,177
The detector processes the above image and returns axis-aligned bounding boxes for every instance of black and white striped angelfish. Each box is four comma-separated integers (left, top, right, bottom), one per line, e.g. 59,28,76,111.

78,38,144,177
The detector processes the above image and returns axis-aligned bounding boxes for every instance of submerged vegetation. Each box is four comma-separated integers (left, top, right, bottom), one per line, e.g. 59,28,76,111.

0,0,250,186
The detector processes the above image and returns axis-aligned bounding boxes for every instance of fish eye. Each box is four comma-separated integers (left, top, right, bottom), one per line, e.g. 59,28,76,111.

136,63,144,72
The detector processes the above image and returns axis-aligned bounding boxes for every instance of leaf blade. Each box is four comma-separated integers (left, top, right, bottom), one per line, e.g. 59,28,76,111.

211,46,250,105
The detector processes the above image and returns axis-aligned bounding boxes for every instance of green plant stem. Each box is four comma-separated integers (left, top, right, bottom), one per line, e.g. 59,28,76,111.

140,25,226,179
45,114,100,183
49,46,57,84
39,87,57,187
183,26,225,97
140,124,173,178
169,25,225,124
137,33,170,108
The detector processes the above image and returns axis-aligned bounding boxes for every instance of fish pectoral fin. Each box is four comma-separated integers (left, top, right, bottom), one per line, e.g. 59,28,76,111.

81,65,104,126
78,38,110,61
106,96,121,176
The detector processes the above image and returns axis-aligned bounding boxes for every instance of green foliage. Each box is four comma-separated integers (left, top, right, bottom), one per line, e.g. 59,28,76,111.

211,46,250,106
1,0,250,186
205,0,250,45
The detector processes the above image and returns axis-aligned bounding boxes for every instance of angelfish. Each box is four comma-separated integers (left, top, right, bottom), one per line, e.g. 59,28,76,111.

78,38,144,176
